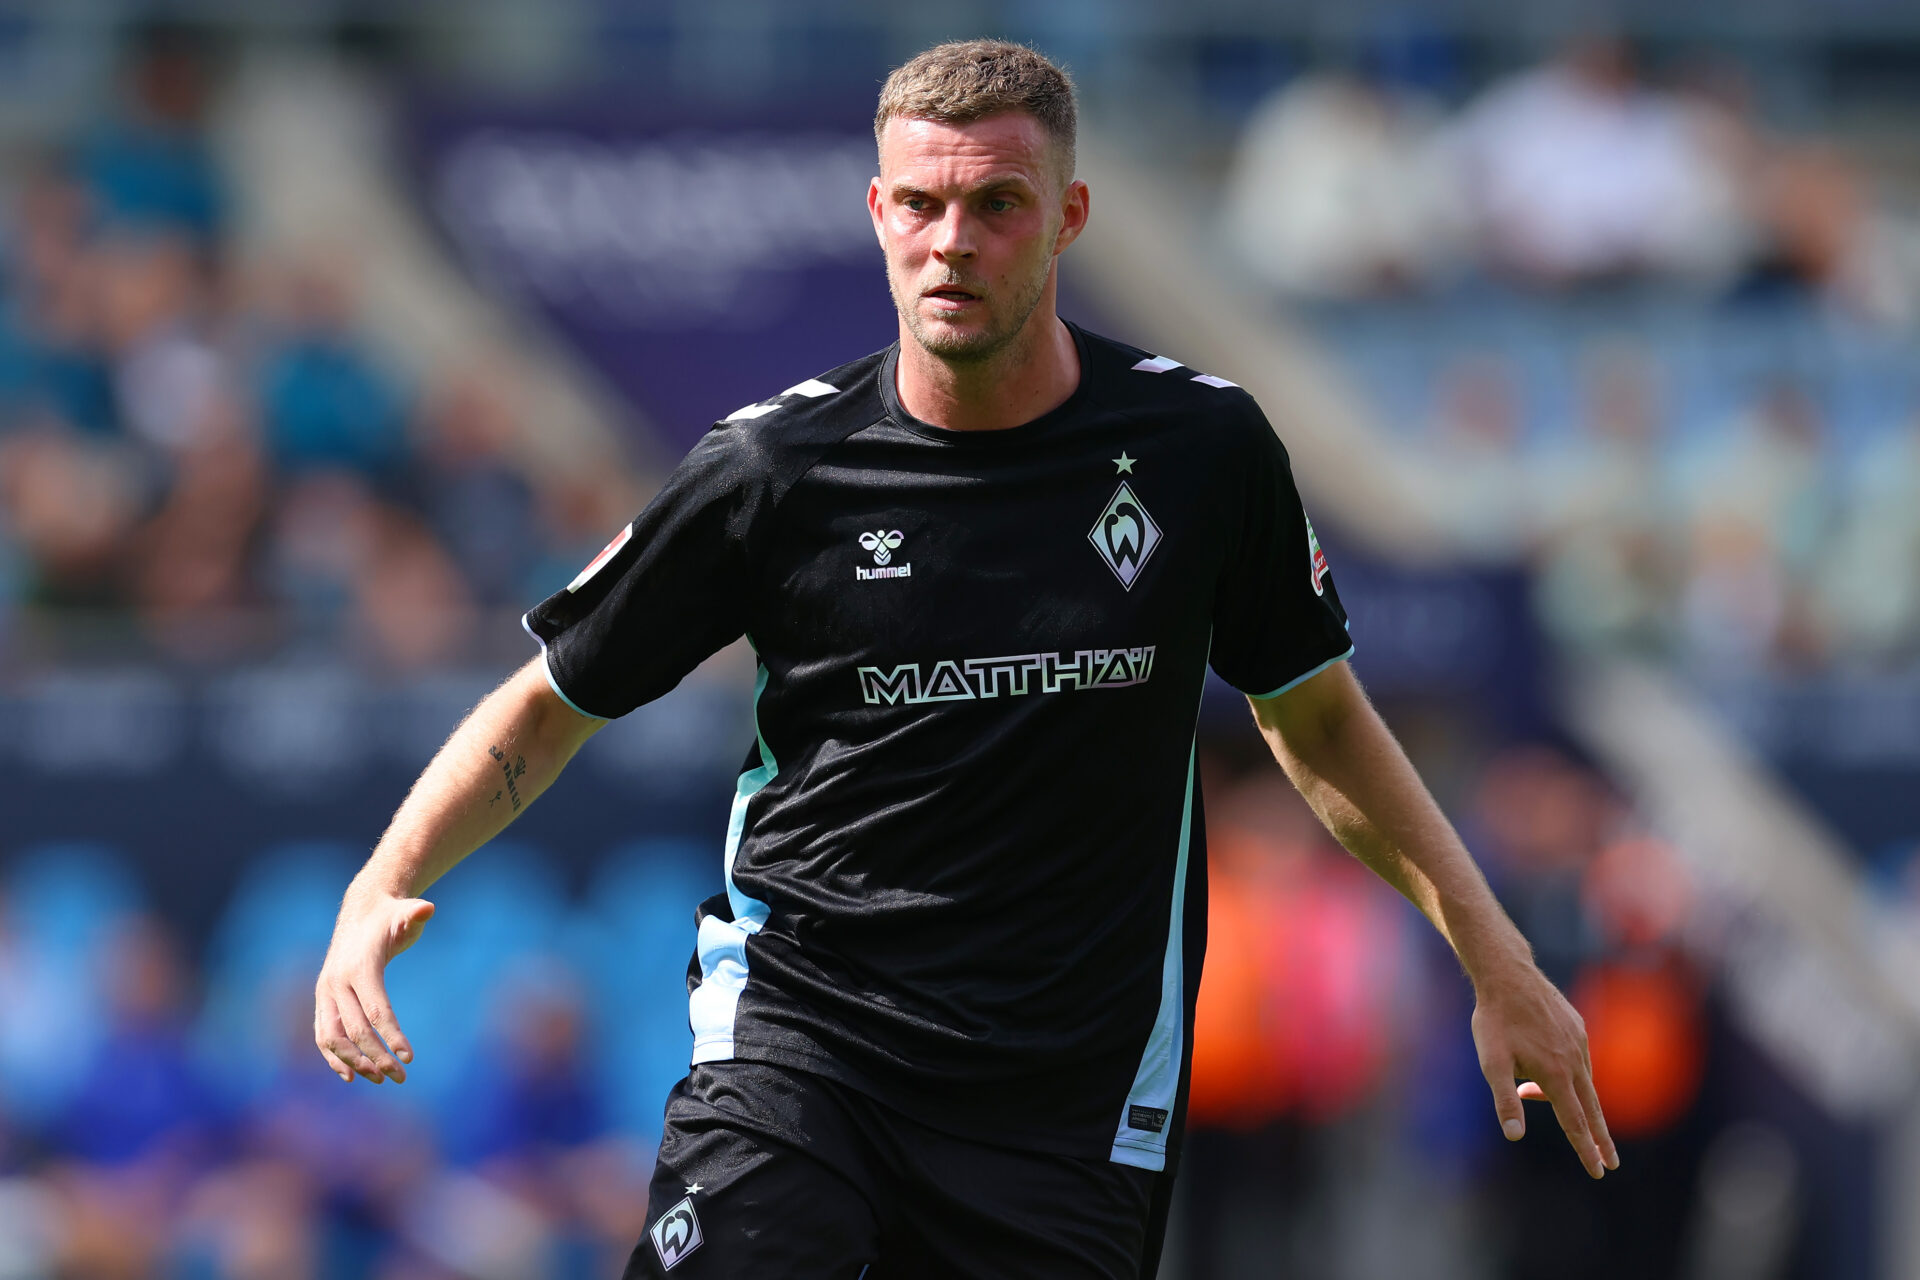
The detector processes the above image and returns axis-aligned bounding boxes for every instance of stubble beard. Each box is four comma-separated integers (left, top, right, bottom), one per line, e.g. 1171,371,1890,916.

890,252,1053,369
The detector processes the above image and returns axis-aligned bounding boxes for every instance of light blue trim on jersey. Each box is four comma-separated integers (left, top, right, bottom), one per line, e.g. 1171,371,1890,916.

1247,643,1355,701
1110,738,1199,1171
519,613,605,721
689,662,777,1064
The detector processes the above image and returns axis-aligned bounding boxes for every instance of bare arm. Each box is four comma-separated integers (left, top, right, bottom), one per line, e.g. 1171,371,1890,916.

314,658,605,1084
1249,661,1618,1177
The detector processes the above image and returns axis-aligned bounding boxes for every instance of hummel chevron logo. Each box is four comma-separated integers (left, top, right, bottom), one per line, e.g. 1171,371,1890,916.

855,529,910,581
858,530,903,565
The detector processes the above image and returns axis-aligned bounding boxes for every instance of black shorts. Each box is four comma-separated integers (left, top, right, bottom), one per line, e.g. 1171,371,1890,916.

622,1062,1177,1279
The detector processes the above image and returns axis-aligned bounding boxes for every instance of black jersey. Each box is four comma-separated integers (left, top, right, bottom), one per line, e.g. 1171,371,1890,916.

524,323,1352,1168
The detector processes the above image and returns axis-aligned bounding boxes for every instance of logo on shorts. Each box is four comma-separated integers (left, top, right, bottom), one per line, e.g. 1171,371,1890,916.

650,1196,704,1270
1089,482,1163,590
1128,1104,1170,1133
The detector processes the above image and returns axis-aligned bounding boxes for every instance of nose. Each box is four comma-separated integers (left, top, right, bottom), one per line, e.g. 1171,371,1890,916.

931,204,976,263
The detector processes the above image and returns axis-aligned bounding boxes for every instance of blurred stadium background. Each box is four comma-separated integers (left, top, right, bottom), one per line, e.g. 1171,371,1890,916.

0,2,1917,1277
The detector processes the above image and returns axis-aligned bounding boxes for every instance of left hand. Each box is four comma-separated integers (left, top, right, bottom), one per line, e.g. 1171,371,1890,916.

1470,961,1619,1179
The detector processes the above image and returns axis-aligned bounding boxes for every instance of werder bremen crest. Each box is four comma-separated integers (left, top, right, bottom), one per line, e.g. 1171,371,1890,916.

1089,482,1163,590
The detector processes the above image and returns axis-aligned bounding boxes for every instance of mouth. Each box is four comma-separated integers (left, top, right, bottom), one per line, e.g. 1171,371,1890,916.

922,285,982,312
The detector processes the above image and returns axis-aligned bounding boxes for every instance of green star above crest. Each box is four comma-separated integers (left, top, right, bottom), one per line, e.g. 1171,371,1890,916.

1113,452,1135,474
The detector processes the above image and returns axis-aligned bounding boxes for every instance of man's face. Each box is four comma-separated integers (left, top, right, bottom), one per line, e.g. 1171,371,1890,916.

869,113,1087,364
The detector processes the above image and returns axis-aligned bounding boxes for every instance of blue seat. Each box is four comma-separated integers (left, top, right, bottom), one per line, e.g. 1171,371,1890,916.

381,841,567,1117
196,842,360,1100
575,840,716,1140
0,843,144,1121
4,841,142,963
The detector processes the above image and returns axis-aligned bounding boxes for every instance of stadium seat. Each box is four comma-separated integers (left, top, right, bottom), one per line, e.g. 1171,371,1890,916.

381,841,568,1117
573,840,716,1140
0,843,144,1121
195,841,362,1100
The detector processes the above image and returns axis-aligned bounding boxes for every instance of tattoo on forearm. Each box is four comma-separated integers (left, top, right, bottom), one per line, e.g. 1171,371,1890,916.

487,745,528,811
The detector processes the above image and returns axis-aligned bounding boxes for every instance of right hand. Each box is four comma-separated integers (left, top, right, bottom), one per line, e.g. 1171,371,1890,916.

313,892,435,1083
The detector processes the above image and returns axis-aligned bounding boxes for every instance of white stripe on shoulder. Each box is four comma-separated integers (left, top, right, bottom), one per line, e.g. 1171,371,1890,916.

1131,355,1182,374
1190,373,1239,389
726,378,841,421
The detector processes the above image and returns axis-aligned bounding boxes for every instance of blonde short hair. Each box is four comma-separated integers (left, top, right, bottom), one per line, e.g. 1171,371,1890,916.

874,39,1077,180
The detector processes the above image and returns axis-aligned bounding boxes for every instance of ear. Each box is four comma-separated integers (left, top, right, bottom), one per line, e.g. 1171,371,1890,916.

1053,179,1090,256
868,175,886,245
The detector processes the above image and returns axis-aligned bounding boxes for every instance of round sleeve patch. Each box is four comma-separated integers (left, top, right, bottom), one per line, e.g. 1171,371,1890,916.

1307,515,1329,597
568,522,633,593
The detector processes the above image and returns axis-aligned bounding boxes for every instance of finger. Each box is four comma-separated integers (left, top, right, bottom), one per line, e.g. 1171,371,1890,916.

1572,1064,1619,1170
333,980,404,1082
1545,1075,1604,1178
314,989,361,1082
318,1043,356,1083
318,1010,381,1083
353,966,415,1068
339,980,405,1082
1479,1054,1526,1141
1517,1081,1548,1102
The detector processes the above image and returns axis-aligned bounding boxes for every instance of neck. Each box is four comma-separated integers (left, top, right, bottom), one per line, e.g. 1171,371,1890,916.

894,283,1080,432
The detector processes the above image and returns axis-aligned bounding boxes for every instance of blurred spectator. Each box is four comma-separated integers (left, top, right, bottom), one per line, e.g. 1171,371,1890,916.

26,229,123,439
1446,37,1751,288
1533,341,1684,654
78,24,225,243
1223,70,1463,297
96,231,227,454
353,505,478,670
1191,771,1404,1128
414,358,544,609
0,38,640,664
1820,411,1920,662
46,916,223,1279
50,916,221,1167
1182,767,1407,1278
1681,519,1790,673
449,966,608,1170
266,472,476,668
1414,351,1533,559
438,964,648,1276
230,981,438,1278
9,167,118,435
1682,379,1836,669
1747,145,1873,309
0,421,147,608
130,396,269,660
1467,745,1610,988
256,258,409,482
1576,834,1705,1140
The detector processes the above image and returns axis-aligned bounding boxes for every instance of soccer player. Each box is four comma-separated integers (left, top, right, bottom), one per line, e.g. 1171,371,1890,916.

315,39,1616,1278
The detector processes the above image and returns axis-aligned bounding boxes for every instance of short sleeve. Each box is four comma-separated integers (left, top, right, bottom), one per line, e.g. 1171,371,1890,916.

1208,409,1354,698
523,424,769,719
